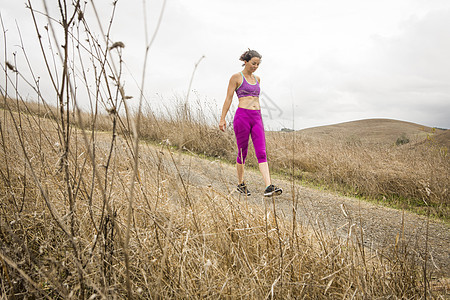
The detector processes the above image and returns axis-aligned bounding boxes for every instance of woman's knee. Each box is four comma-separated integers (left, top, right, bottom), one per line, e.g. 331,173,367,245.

256,151,267,163
236,148,248,164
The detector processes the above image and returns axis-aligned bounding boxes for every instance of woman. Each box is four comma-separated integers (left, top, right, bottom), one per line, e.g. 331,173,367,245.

219,49,282,197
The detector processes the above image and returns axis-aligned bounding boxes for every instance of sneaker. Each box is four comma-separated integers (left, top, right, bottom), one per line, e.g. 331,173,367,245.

264,184,282,197
237,182,251,196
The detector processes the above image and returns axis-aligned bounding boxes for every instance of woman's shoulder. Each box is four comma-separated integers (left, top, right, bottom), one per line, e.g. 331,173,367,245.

229,72,242,84
230,72,242,80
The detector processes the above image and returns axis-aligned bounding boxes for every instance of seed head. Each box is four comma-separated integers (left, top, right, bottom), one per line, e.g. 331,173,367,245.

109,41,125,50
6,61,17,72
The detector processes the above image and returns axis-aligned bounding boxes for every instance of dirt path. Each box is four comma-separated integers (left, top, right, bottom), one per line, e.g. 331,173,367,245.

157,145,450,278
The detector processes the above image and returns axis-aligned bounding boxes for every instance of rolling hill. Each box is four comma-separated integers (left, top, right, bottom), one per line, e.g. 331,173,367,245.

296,118,447,146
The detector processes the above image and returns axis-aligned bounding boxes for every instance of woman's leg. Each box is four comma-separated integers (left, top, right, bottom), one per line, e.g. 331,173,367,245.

258,162,271,187
252,112,283,196
251,113,271,185
234,108,251,183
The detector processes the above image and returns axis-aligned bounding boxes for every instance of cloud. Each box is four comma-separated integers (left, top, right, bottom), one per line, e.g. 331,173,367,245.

282,8,450,129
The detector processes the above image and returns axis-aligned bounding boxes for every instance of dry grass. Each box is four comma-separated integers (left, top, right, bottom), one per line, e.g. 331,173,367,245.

0,97,114,133
138,99,236,161
0,1,447,298
2,94,448,222
265,127,449,220
293,118,444,145
136,105,450,221
0,109,432,298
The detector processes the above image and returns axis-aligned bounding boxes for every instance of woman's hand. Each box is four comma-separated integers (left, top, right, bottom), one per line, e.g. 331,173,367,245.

219,119,226,132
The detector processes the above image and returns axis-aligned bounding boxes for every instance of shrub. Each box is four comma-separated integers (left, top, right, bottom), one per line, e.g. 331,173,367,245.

396,133,410,146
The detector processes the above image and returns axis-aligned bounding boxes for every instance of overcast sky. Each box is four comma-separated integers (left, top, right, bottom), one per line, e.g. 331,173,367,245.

2,0,450,130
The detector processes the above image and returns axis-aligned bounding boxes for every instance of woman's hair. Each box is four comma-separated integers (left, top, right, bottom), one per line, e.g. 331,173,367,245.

239,49,262,66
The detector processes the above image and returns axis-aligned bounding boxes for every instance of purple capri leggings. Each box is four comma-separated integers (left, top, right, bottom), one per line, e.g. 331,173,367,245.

233,107,267,164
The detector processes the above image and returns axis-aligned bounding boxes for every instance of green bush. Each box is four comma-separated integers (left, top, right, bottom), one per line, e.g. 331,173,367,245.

396,133,410,145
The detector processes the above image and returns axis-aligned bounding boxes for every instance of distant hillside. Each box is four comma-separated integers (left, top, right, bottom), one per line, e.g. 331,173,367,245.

297,119,446,146
428,130,450,149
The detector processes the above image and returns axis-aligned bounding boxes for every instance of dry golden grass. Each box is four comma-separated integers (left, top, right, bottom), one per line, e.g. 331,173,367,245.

430,130,450,149
294,118,444,145
0,97,115,133
1,103,440,298
1,1,447,296
4,96,448,221
136,103,449,220
265,125,449,220
138,101,236,160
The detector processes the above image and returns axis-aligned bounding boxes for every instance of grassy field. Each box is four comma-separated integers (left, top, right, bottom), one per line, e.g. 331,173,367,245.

1,1,448,297
136,99,449,221
2,96,449,221
266,120,449,221
1,100,444,299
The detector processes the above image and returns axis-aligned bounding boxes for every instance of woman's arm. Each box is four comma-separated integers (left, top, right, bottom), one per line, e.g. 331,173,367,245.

219,74,239,131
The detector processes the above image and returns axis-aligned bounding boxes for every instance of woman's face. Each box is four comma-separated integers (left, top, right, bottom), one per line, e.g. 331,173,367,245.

245,57,261,72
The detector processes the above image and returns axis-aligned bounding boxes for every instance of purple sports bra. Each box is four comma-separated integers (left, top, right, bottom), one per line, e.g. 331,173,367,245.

235,72,260,98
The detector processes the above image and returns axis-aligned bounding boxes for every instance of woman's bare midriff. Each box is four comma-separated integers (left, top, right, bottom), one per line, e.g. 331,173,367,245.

238,96,260,110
